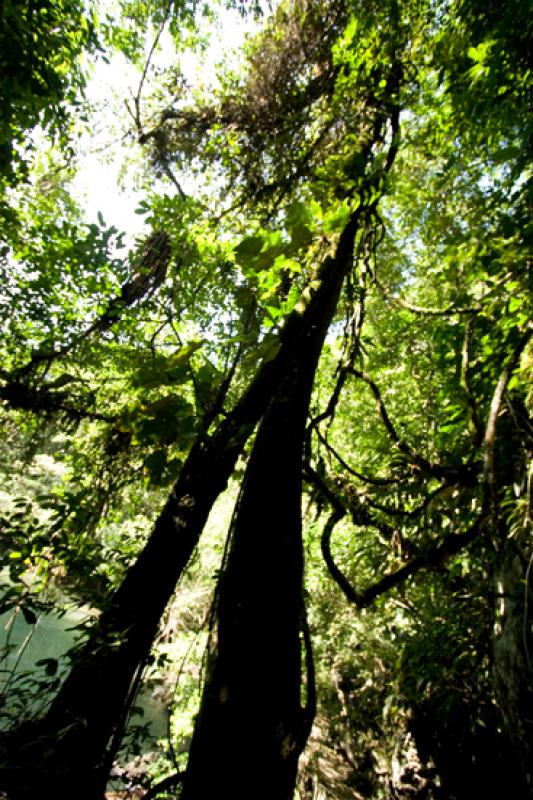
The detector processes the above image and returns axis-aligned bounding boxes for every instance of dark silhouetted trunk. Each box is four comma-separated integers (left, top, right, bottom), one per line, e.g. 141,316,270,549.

180,219,359,800
0,214,362,800
492,537,533,798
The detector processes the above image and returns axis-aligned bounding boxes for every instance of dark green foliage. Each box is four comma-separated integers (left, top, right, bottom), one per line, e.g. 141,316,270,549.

0,0,97,183
0,0,532,798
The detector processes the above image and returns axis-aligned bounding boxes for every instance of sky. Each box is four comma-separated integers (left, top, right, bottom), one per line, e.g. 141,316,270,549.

70,5,258,244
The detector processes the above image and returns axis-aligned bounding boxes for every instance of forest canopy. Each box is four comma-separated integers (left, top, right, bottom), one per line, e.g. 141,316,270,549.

0,0,531,798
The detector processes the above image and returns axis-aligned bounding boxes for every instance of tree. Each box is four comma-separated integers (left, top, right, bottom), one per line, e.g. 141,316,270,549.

0,0,97,186
0,0,531,798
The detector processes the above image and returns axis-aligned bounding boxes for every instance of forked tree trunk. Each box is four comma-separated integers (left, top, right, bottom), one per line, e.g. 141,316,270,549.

180,223,359,800
0,213,363,800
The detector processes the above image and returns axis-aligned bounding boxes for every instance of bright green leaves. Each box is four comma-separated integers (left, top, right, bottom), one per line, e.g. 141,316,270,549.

117,339,219,486
287,204,314,249
232,225,304,327
122,342,213,468
125,392,195,486
466,38,494,82
231,193,361,330
434,0,533,165
289,223,313,250
131,343,204,390
232,201,318,325
233,198,319,273
193,361,220,413
234,231,289,274
322,200,352,233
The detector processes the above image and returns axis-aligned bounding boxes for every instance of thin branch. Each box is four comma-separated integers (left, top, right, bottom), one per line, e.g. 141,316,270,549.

375,276,481,317
321,508,359,603
364,482,449,520
298,600,316,748
315,328,532,610
307,456,489,610
0,380,116,423
306,365,349,454
315,427,403,486
348,367,479,486
461,314,483,446
321,504,489,610
304,462,395,538
134,0,174,135
11,232,171,381
348,367,403,445
483,325,533,507
355,513,489,607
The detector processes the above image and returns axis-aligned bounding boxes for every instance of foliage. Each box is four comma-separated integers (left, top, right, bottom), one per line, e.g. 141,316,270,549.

0,0,98,185
0,0,531,797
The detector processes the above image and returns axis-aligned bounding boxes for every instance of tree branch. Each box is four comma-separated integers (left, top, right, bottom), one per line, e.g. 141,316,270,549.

0,380,115,423
11,232,171,384
483,325,533,507
375,276,481,317
461,314,483,446
319,497,489,610
314,427,402,486
348,367,479,486
306,461,489,609
354,513,489,607
298,600,316,747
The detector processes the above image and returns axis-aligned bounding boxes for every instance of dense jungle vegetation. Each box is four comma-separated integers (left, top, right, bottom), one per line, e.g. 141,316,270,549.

0,0,531,797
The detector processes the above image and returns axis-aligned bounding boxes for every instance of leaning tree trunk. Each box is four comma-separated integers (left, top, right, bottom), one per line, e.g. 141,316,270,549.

0,213,363,800
180,218,356,800
492,534,533,798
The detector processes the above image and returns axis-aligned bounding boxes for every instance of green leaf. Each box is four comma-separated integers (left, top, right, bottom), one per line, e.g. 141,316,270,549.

252,244,285,272
47,373,76,389
323,202,351,233
290,222,313,250
286,200,312,227
493,146,521,164
260,334,281,362
234,235,264,265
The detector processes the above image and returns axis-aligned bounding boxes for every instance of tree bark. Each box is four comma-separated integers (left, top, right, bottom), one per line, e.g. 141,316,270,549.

0,213,362,800
492,537,533,798
180,211,358,800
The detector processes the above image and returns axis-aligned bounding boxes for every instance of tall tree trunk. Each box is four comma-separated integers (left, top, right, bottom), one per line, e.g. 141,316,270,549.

0,214,363,800
180,218,360,800
492,536,533,798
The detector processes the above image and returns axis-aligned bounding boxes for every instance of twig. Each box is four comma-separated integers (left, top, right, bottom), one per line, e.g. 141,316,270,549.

314,428,402,486
134,0,174,137
0,381,116,423
298,599,316,747
461,314,483,445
